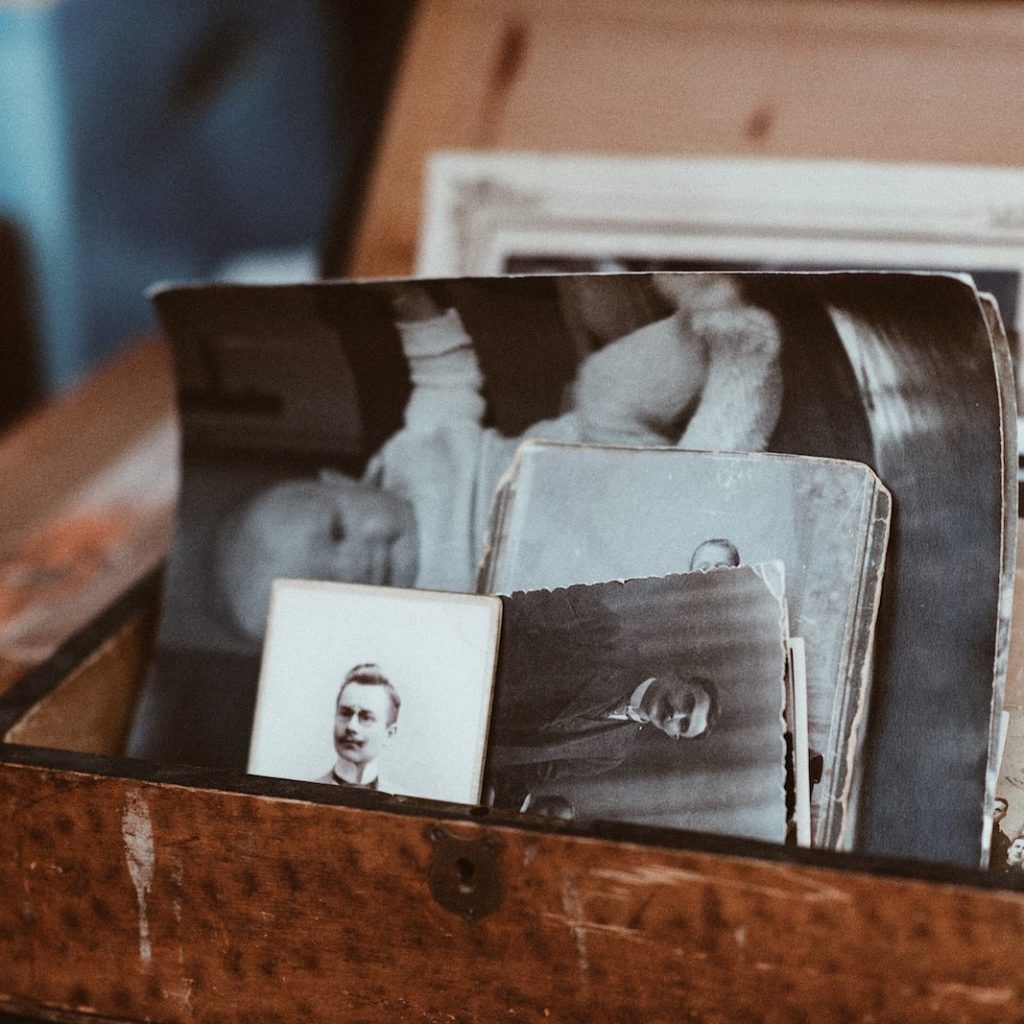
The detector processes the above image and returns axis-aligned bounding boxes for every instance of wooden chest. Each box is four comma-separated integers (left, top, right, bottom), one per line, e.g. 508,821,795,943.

6,1,1024,1018
1,577,1022,1024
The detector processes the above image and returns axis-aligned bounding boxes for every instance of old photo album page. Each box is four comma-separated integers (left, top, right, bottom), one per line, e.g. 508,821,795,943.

248,581,501,804
486,566,791,843
130,270,1010,867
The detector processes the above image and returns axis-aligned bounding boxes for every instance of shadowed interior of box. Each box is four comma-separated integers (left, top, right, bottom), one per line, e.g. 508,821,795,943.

0,582,158,757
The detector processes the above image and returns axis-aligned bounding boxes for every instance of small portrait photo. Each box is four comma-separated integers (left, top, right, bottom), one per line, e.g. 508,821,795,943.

485,565,790,843
247,581,502,804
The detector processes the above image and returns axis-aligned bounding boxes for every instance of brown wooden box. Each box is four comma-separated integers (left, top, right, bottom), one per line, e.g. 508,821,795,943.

1,576,1023,1024
5,2,1024,1019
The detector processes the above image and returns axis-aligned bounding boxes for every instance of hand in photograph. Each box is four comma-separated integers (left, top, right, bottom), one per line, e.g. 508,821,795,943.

211,280,783,641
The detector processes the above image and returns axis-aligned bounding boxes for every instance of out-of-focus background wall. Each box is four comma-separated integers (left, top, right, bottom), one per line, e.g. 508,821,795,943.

0,0,412,428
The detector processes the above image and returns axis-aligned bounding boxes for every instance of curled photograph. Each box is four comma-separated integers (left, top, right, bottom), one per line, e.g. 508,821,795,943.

129,270,1010,867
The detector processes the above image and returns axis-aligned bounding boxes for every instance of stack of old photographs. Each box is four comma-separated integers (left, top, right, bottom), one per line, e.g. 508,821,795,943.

125,268,1015,870
251,567,794,846
481,443,888,850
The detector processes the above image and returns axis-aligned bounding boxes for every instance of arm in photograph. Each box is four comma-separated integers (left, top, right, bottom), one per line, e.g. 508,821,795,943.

570,313,709,445
390,285,486,430
646,274,783,451
490,747,619,786
674,302,783,451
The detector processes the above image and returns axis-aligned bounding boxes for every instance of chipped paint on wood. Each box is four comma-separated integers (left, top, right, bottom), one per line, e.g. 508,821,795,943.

121,787,155,965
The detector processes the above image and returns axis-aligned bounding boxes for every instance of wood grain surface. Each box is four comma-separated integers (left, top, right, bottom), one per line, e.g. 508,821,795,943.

350,0,1024,279
0,339,176,695
3,604,156,757
0,756,1022,1024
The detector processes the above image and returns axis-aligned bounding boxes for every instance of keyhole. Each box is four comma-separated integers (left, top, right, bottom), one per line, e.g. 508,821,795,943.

455,857,476,893
426,825,504,921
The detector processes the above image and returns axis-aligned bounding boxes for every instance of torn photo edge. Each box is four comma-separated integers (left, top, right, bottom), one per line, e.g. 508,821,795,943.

486,564,792,843
478,440,889,851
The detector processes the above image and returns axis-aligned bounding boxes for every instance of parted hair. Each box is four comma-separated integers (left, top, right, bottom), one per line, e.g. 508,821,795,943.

338,663,401,726
688,538,741,570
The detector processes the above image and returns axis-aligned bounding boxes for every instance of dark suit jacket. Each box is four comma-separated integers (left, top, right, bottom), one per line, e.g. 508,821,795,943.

991,824,1012,870
488,672,653,788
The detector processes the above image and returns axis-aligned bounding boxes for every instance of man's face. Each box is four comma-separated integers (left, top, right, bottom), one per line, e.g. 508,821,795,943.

690,541,738,572
334,682,397,767
995,800,1008,825
640,677,713,739
1009,837,1024,866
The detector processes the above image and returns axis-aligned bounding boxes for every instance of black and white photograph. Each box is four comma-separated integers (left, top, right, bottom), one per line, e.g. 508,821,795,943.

248,580,501,804
485,567,789,842
481,441,889,850
995,682,1024,861
126,269,1010,867
418,151,1024,355
420,151,1024,466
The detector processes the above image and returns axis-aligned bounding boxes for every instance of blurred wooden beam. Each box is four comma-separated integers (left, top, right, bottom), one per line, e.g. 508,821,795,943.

351,0,1024,278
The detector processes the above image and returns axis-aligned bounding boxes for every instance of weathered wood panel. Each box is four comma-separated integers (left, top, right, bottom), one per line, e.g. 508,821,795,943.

0,339,175,695
3,605,155,757
0,760,1022,1024
350,0,1024,279
0,339,173,550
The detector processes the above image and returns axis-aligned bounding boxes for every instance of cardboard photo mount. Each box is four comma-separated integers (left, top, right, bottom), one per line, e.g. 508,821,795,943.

0,573,1022,1024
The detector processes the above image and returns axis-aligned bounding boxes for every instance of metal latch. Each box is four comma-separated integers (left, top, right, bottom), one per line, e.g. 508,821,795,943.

427,824,505,922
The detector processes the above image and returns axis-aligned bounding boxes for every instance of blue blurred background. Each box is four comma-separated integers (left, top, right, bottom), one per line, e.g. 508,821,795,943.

0,0,411,425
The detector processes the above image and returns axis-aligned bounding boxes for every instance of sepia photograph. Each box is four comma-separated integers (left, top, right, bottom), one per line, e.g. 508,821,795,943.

247,580,501,804
486,566,789,842
127,269,1010,868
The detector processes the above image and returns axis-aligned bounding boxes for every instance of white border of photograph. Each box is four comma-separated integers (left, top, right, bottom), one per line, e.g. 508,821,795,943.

248,580,502,805
420,150,1024,462
418,150,1024,338
787,637,811,849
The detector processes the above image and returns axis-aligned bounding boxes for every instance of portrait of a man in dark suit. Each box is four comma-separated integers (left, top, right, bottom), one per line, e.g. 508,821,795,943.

484,569,789,841
488,670,720,807
491,668,719,784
